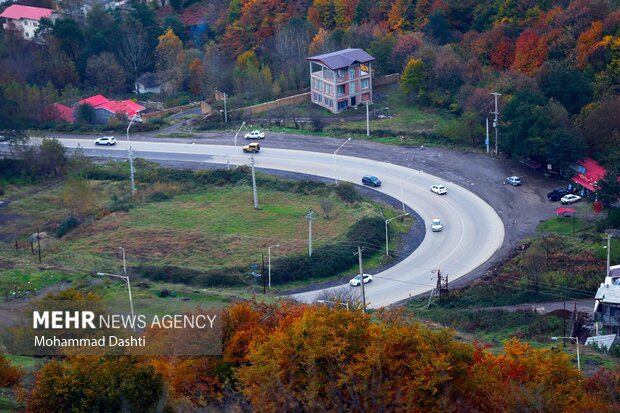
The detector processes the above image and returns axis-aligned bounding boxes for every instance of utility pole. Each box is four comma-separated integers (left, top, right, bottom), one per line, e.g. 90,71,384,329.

249,156,259,209
128,146,136,200
485,117,490,154
268,244,280,288
304,209,317,257
119,246,127,277
490,92,501,155
356,246,366,312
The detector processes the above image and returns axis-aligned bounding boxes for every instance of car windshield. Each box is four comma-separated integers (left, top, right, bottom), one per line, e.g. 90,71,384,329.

432,220,441,225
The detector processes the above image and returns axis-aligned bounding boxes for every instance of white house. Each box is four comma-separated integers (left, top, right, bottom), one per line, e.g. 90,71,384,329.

0,5,57,40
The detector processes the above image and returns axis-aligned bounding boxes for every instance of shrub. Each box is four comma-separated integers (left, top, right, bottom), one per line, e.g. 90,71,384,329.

271,216,385,284
0,354,23,387
56,214,80,238
335,182,361,203
132,265,248,287
146,191,171,202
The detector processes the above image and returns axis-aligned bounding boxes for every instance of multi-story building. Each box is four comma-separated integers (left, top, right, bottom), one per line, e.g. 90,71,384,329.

307,48,375,114
594,265,620,335
0,5,57,40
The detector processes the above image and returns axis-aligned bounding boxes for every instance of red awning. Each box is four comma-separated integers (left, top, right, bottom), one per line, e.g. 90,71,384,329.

556,208,576,214
572,175,595,191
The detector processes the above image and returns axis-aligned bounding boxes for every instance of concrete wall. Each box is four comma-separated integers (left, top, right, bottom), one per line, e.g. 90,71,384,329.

230,92,311,117
142,102,201,121
373,73,400,87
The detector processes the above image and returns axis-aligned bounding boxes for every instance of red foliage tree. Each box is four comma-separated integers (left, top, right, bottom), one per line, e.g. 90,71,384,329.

512,29,548,75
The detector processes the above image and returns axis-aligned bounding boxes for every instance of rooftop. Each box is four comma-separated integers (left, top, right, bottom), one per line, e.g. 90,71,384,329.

307,48,375,71
0,5,53,21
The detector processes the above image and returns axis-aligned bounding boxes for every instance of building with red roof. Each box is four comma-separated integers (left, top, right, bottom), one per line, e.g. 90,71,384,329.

0,5,57,40
53,94,145,125
572,158,606,195
78,95,110,108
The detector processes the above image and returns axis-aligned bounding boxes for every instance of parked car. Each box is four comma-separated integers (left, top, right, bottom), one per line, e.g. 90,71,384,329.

431,218,443,232
430,184,447,195
547,187,569,201
244,130,265,140
242,143,260,153
362,175,382,187
95,136,116,146
505,176,522,186
349,273,373,286
561,194,581,204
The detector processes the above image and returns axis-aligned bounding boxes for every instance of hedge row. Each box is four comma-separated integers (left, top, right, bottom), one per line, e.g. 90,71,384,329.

270,216,386,284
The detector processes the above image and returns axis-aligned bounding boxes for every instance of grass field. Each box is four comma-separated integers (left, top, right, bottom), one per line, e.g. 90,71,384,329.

47,185,386,273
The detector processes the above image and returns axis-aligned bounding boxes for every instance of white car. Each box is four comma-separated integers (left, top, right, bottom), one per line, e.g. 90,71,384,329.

95,136,116,146
431,219,443,232
561,194,581,204
505,176,522,186
349,273,373,286
430,184,447,195
244,130,265,140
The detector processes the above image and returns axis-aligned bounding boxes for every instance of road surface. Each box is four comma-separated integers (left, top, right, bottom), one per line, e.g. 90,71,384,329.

53,138,504,308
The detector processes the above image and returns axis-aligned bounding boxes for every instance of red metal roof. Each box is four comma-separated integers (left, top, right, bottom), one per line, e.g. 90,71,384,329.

555,207,576,214
98,100,145,118
573,158,606,192
78,95,109,107
52,103,75,123
0,5,53,21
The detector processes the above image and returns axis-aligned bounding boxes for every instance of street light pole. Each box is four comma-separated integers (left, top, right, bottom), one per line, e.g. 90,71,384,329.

223,92,228,124
385,213,409,255
305,209,317,257
118,247,127,277
96,272,134,329
365,101,370,137
551,336,580,371
333,138,351,184
234,121,246,147
268,244,280,288
127,114,138,200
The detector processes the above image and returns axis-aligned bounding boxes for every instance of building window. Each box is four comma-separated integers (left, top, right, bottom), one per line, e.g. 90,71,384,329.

337,100,347,111
325,98,333,107
337,84,345,96
349,67,355,79
361,79,369,89
318,94,322,103
360,63,369,76
350,82,356,94
337,69,345,78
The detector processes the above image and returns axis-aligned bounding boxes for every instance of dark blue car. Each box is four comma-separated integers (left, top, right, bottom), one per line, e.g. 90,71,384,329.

362,175,382,187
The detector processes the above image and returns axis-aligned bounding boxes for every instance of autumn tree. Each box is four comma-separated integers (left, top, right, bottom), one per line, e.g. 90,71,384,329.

576,21,603,69
85,52,126,94
400,58,426,102
512,29,548,75
233,50,273,101
308,0,336,30
489,37,515,70
0,353,23,387
27,356,166,412
187,58,207,98
155,28,185,96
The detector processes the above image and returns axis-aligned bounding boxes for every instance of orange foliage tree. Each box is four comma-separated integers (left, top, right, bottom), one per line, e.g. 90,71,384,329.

576,21,603,69
512,29,548,75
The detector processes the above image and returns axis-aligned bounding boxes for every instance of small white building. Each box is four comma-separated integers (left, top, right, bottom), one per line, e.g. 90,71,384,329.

594,265,620,335
0,5,58,40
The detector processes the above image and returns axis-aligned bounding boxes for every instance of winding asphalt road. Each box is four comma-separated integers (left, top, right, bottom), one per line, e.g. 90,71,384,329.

51,138,504,308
